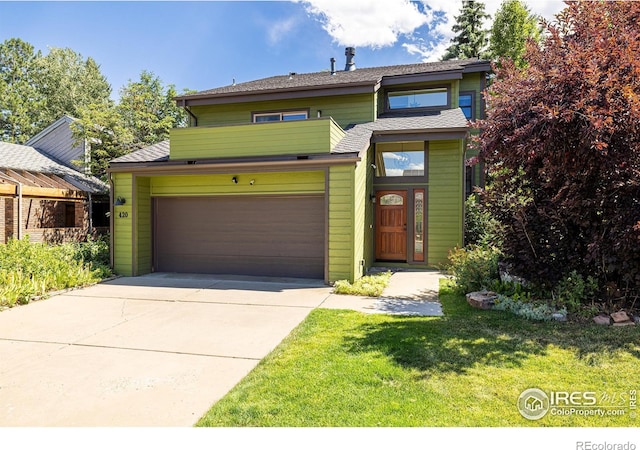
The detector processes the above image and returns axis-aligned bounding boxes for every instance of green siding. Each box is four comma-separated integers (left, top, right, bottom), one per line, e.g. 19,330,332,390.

328,164,355,282
135,177,152,275
363,147,375,268
191,93,376,129
428,140,464,264
451,80,460,108
459,72,483,117
113,173,133,276
150,171,324,197
170,118,344,160
352,149,371,280
460,72,485,190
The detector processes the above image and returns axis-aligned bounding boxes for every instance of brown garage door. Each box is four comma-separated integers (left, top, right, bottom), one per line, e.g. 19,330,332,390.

153,195,325,279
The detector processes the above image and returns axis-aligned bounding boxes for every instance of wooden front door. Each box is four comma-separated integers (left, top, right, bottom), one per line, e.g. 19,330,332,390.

375,190,407,261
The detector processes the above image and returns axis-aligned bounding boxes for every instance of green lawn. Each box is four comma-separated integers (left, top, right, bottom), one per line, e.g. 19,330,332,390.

196,280,640,427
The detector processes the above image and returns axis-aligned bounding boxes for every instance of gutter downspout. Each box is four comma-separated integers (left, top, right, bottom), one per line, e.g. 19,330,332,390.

16,182,23,240
182,100,198,127
108,173,114,271
88,192,93,237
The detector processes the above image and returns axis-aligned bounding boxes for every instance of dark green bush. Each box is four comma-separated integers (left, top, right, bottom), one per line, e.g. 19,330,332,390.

464,194,502,248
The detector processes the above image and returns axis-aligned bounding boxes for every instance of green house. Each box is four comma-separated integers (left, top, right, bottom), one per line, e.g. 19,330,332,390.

108,50,490,283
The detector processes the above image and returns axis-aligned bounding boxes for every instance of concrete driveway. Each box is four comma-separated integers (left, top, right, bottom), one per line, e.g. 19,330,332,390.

0,273,332,426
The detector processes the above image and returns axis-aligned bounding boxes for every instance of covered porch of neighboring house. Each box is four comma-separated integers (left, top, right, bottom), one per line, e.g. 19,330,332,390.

0,168,109,244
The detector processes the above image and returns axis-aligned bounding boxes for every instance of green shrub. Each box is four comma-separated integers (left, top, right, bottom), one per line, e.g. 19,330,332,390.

333,271,392,297
553,270,599,314
447,245,500,294
0,236,113,308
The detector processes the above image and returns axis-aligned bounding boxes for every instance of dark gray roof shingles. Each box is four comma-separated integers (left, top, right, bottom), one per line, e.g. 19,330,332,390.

177,58,489,99
331,108,469,154
0,141,107,193
110,140,170,164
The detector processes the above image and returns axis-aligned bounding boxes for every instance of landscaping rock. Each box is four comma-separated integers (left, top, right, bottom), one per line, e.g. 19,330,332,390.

552,312,567,322
611,311,631,323
466,291,498,310
593,315,611,326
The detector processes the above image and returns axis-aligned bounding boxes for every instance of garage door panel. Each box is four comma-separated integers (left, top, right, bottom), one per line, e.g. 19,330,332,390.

154,196,325,278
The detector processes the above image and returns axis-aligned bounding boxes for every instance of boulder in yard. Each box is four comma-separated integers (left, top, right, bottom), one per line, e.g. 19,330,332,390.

466,291,498,310
593,315,611,326
611,311,631,323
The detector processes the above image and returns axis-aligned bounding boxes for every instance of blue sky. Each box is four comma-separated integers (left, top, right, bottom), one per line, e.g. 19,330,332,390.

0,1,565,99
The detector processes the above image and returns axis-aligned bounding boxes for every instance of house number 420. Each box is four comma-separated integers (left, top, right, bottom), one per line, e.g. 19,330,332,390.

118,212,129,218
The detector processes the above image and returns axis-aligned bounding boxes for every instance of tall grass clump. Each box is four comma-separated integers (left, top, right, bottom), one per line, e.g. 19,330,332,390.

0,236,112,308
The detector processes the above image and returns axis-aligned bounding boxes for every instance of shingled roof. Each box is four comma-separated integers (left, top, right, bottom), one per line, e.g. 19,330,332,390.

332,108,469,154
176,58,490,103
0,141,107,193
110,140,170,164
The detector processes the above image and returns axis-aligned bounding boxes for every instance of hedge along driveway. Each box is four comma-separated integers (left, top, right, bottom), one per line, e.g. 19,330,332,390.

0,273,333,426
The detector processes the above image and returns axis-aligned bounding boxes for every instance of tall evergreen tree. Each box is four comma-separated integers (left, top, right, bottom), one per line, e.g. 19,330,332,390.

0,38,43,143
442,1,490,60
488,0,541,67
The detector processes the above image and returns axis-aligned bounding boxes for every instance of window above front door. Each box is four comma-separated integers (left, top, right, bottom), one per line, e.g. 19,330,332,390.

374,141,427,182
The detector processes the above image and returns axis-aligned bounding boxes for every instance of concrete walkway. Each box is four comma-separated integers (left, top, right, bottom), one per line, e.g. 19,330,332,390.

320,270,445,316
0,270,444,426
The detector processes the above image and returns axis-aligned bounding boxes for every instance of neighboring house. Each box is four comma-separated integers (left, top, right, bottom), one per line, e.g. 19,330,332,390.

25,115,91,172
0,117,109,244
108,48,490,282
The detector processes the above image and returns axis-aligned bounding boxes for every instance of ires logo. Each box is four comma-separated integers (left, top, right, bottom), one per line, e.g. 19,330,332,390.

550,391,597,406
518,389,598,420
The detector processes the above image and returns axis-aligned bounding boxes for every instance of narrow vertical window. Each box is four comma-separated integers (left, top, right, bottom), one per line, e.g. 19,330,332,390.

414,190,425,262
459,92,474,119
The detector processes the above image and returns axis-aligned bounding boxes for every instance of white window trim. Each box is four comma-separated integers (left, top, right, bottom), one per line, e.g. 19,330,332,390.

253,110,309,123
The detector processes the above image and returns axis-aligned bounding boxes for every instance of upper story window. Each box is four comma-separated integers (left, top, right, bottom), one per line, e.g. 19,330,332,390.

459,92,475,120
387,87,449,111
253,110,309,123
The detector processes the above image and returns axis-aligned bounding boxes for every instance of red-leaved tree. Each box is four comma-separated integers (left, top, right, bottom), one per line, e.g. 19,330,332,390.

475,0,640,296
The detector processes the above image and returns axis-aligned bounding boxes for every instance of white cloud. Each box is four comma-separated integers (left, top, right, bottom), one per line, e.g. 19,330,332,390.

267,16,300,45
300,0,428,48
301,0,566,60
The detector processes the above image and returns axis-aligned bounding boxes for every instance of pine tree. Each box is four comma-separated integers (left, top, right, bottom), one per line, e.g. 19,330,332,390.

442,1,490,60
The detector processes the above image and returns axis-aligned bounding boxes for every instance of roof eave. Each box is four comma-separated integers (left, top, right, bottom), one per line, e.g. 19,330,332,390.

108,153,360,174
175,81,380,107
371,127,468,143
462,61,492,73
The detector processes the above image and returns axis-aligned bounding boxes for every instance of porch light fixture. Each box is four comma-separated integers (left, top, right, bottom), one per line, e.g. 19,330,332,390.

114,196,126,206
232,176,238,184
